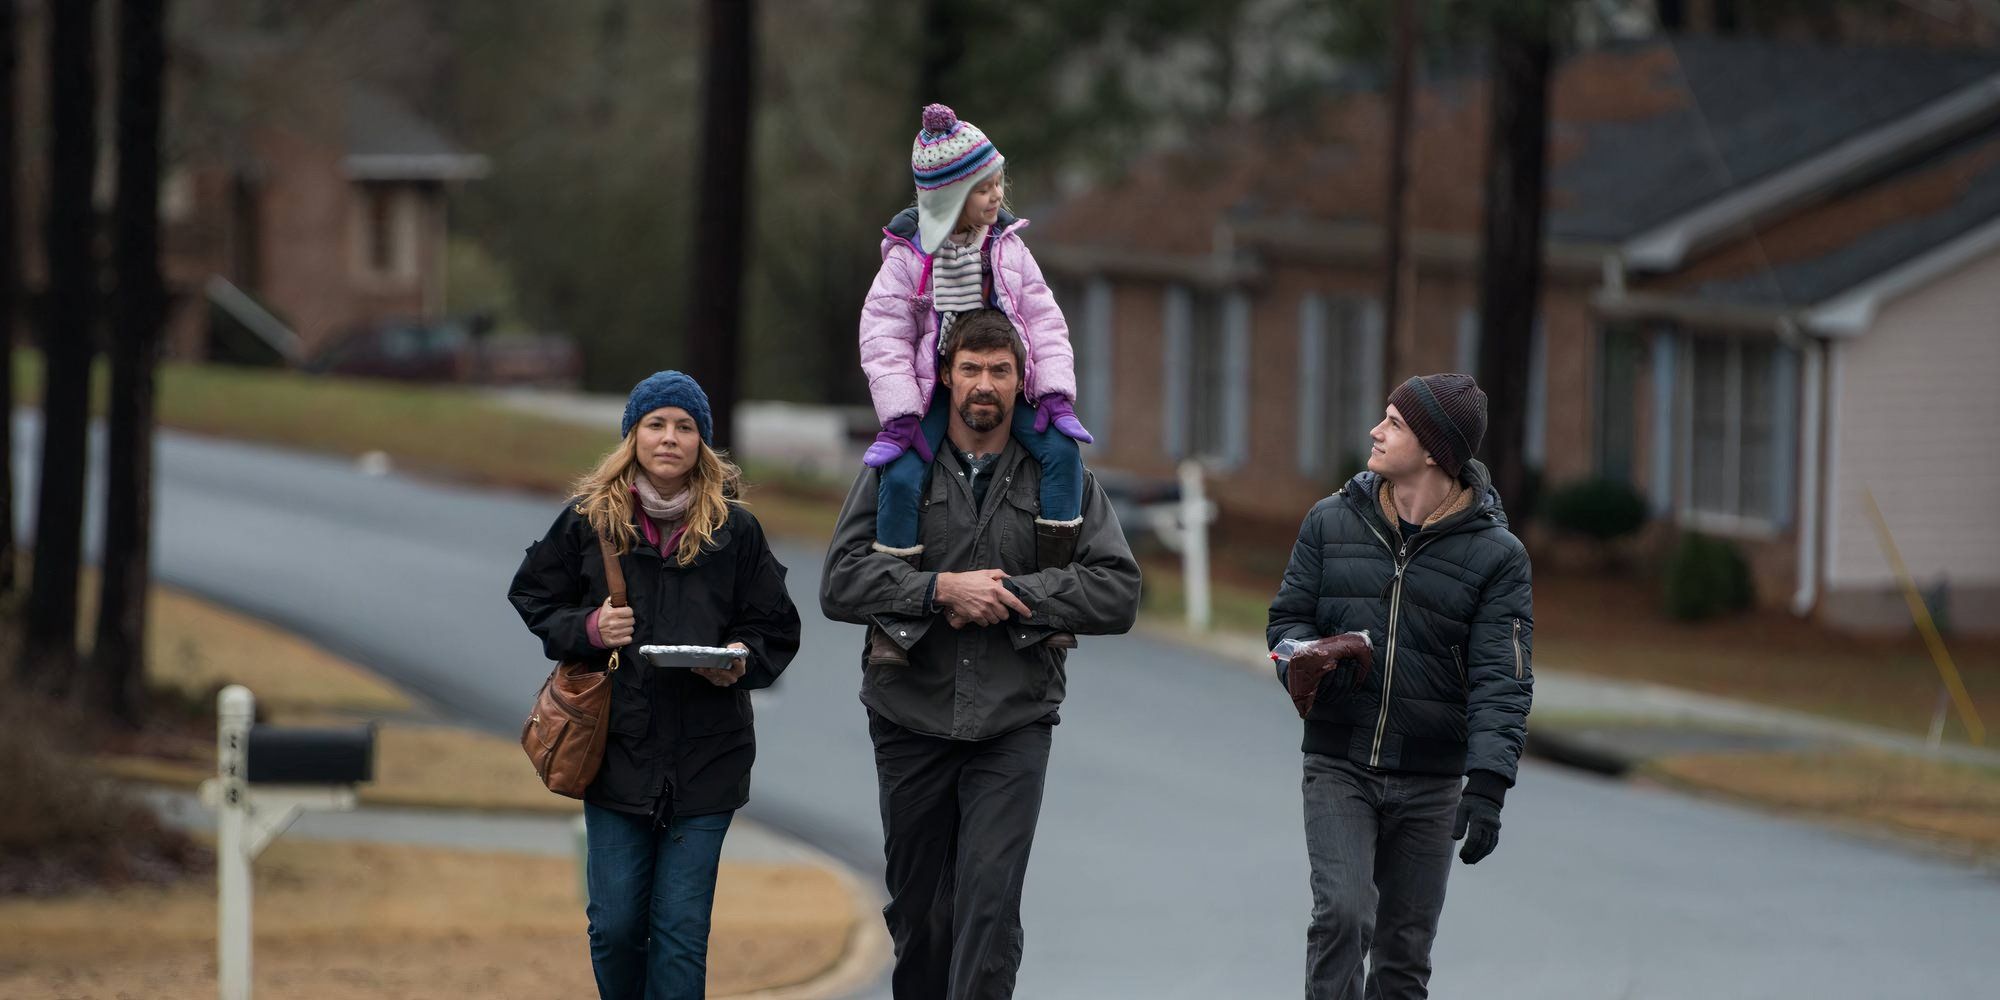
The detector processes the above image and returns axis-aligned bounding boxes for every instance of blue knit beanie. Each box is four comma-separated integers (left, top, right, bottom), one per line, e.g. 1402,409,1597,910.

621,370,714,443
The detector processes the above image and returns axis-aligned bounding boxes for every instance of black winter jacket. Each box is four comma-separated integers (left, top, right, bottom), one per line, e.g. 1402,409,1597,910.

509,503,802,821
1267,460,1533,797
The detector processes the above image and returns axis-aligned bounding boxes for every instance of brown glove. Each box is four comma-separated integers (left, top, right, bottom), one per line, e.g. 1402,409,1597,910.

1286,632,1375,719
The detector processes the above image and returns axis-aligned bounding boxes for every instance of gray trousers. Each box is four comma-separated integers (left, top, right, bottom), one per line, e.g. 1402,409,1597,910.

871,710,1052,1000
1303,752,1462,1000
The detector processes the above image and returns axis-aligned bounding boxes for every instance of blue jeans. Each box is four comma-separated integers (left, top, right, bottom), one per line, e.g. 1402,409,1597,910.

583,802,733,1000
876,393,1084,550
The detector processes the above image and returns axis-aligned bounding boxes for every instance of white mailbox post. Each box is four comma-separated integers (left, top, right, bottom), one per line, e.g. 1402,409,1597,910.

198,685,373,1000
1141,461,1220,631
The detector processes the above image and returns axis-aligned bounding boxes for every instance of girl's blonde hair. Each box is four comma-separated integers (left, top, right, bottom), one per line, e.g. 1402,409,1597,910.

570,431,743,566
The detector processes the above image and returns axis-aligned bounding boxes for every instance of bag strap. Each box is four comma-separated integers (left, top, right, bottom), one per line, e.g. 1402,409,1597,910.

595,531,629,670
597,532,627,609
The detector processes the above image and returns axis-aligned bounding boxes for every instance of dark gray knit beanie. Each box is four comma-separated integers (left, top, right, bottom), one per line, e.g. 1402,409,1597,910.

1386,373,1487,478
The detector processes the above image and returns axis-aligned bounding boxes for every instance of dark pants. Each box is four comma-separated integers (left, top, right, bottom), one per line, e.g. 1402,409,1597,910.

870,710,1053,1000
583,801,733,1000
1302,753,1461,1000
877,392,1084,550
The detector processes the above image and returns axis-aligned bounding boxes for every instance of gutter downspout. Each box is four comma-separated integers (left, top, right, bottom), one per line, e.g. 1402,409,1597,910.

1784,318,1824,617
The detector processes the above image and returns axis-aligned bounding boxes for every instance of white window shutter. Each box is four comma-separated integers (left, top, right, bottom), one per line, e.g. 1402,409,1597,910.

1083,278,1114,445
1650,329,1677,515
1223,292,1252,469
1297,295,1327,475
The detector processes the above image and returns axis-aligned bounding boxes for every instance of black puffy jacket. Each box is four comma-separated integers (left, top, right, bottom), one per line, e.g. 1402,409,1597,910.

1267,460,1533,794
509,503,801,821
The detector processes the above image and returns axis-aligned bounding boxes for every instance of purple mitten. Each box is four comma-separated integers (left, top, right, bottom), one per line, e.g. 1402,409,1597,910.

1032,396,1095,444
863,415,932,468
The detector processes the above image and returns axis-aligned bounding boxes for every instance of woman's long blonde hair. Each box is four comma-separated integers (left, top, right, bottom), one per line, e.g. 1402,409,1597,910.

571,430,743,566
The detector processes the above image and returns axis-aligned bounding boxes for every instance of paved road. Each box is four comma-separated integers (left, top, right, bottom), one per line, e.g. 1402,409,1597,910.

14,415,1999,998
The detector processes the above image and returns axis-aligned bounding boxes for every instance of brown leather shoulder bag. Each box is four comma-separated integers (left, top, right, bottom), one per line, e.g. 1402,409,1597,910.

522,531,626,798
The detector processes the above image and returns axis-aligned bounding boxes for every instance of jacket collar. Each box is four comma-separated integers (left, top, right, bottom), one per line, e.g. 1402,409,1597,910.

1344,458,1507,542
938,432,1030,512
1378,478,1476,540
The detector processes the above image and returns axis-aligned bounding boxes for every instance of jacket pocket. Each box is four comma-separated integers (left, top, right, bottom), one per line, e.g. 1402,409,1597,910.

609,683,650,738
1511,619,1527,680
1032,644,1066,701
1451,645,1468,699
1001,487,1042,576
683,687,754,737
919,474,951,555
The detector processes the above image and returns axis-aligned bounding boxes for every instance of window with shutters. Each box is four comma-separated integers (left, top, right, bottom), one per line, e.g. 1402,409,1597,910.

1677,336,1795,533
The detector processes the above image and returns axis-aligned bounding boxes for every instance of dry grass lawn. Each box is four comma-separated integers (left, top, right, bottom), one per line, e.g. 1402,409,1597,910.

84,582,575,815
17,585,860,996
93,720,579,816
0,840,857,999
1645,748,2000,858
143,586,412,716
1533,574,2000,742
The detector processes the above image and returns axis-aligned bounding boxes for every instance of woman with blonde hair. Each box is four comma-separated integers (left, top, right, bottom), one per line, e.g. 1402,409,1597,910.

509,370,801,1000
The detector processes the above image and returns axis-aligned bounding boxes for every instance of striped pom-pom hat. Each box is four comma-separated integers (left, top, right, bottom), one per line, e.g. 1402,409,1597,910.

911,103,1005,255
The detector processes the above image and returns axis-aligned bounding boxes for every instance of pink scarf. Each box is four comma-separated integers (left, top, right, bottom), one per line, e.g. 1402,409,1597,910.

632,477,692,552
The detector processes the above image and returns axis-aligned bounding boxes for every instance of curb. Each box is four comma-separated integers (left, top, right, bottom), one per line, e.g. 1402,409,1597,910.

1522,727,1639,777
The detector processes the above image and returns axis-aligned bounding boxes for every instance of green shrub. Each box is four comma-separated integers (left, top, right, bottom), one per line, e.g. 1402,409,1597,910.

1663,532,1756,620
1542,478,1649,542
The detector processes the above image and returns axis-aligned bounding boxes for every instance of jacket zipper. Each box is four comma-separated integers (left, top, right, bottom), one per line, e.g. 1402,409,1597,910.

984,230,1035,388
1512,619,1525,680
1359,516,1439,767
1351,487,1490,764
1451,645,1468,698
889,222,1034,390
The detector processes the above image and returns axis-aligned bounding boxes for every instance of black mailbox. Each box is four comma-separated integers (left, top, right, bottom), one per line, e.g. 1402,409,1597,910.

245,723,376,784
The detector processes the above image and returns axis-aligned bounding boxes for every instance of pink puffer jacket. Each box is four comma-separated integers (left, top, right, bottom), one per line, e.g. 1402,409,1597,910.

858,208,1077,425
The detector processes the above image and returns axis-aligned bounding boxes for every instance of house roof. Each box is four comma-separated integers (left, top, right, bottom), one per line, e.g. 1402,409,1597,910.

344,87,490,182
1552,36,2000,244
1036,36,2000,258
1654,118,2000,311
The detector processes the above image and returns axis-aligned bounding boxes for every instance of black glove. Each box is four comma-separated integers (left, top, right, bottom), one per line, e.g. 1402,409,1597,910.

1452,792,1502,864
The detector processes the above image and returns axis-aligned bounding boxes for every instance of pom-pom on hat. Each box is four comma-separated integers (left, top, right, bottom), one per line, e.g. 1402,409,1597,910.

911,103,1005,255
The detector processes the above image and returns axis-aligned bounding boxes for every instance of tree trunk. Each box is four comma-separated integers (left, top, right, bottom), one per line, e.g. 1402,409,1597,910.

1475,3,1551,516
0,0,18,601
1379,0,1421,389
22,0,98,688
918,0,965,104
684,0,755,451
90,0,167,724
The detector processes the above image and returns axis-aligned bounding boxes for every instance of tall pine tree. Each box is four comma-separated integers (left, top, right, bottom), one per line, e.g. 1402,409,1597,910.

22,0,100,689
90,0,170,722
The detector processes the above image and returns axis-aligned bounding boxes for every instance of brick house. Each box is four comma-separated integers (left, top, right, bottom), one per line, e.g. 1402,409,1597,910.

1032,36,2000,632
161,83,489,362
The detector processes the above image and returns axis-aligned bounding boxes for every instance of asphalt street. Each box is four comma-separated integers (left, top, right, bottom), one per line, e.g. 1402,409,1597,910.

12,415,1998,998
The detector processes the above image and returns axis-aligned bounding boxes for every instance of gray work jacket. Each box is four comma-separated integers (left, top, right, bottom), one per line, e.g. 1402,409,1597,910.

820,439,1142,740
